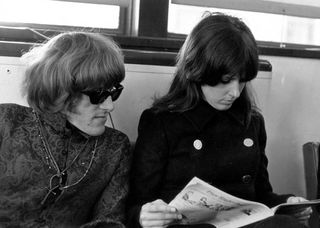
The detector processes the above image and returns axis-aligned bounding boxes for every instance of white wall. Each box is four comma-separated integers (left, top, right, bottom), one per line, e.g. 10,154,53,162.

1,55,320,198
258,56,320,197
0,56,28,106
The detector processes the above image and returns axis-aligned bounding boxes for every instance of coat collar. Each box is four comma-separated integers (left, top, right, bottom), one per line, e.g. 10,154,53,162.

36,111,67,134
35,111,91,139
183,99,246,132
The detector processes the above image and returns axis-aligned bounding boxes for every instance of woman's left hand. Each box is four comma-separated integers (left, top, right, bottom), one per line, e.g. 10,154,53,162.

286,196,313,223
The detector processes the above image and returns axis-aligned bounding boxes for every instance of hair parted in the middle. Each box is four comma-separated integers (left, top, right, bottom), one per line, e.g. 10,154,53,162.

153,12,259,115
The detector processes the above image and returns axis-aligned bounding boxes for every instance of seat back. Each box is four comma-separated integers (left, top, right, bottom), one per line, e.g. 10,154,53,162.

303,142,320,228
303,142,320,200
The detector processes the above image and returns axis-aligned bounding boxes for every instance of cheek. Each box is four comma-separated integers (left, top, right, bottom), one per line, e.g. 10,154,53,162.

75,108,96,125
217,88,230,97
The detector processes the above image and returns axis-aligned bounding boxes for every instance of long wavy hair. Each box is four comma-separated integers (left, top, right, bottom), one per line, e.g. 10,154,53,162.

153,12,259,120
22,32,125,113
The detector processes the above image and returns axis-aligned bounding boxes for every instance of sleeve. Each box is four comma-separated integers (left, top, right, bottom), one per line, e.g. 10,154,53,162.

0,105,8,145
81,135,132,228
126,109,169,228
254,112,293,207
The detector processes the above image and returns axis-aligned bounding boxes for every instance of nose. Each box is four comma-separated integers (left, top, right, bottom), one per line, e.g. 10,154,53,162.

99,96,114,112
228,80,241,98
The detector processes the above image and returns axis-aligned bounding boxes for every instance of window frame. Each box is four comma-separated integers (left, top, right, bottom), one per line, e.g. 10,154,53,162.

171,0,320,19
138,0,320,57
0,35,274,72
0,0,320,60
0,0,130,36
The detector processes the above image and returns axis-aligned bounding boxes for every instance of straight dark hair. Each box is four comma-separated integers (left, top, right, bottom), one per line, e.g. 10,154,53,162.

153,12,259,121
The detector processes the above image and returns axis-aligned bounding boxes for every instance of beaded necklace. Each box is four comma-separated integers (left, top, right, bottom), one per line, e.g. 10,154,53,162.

33,110,98,192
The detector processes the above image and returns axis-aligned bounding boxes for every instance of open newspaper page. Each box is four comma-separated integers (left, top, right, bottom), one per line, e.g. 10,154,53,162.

169,177,273,228
272,198,320,214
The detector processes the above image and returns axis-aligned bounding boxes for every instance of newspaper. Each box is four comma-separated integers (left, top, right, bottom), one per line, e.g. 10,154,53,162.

169,177,320,228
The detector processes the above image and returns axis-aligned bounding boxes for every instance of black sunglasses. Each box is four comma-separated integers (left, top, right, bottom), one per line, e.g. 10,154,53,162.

82,84,124,104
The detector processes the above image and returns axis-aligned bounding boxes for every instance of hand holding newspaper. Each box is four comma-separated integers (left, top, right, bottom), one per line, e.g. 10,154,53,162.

169,177,320,228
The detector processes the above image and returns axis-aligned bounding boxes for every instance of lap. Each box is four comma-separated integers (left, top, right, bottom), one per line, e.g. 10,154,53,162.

169,225,213,228
243,215,307,228
169,215,306,228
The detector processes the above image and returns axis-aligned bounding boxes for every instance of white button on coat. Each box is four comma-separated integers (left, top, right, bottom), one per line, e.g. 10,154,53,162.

193,139,202,150
243,138,254,147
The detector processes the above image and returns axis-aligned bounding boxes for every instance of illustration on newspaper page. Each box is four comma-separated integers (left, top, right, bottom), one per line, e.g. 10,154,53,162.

169,177,320,228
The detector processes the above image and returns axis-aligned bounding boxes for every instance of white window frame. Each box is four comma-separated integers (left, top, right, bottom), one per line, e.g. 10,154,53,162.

0,0,133,35
172,0,320,19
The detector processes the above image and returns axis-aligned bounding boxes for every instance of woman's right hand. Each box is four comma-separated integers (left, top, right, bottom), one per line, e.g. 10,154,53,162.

139,199,183,228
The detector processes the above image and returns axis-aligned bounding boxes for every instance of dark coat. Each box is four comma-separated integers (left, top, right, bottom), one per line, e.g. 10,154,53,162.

127,99,291,227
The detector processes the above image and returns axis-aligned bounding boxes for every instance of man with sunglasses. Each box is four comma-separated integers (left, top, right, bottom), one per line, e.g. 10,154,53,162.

0,32,131,228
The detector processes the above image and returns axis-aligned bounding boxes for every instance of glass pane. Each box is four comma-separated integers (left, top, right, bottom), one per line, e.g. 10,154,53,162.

0,0,120,29
168,2,320,46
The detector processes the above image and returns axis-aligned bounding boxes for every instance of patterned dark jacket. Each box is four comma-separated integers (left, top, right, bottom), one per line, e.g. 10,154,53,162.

0,103,131,228
127,99,292,227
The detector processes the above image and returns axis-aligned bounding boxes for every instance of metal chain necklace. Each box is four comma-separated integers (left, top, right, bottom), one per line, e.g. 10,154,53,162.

33,110,98,191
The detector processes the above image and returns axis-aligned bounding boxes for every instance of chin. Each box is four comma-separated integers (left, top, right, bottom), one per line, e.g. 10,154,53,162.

219,103,233,110
88,126,106,136
215,105,231,111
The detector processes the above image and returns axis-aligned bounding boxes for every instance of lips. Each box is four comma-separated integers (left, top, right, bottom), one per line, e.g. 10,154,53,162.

94,115,108,120
95,112,109,118
221,100,234,105
95,116,107,119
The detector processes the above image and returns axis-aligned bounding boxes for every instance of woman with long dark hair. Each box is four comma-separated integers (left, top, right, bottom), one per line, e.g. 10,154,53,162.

127,13,311,228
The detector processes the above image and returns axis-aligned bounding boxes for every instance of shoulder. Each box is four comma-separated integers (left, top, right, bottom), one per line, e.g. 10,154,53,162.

250,109,266,136
100,127,131,152
0,103,32,123
137,108,189,145
103,127,130,144
0,103,30,114
250,109,265,124
140,107,180,125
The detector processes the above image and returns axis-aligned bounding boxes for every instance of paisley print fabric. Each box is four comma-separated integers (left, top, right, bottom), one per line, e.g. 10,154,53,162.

0,103,131,228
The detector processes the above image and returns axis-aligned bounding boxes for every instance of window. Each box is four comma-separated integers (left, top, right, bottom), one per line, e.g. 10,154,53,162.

1,0,320,59
168,1,320,47
0,0,131,34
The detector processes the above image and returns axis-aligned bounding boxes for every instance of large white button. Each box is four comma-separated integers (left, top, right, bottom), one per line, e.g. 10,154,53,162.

243,138,254,147
193,139,202,150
